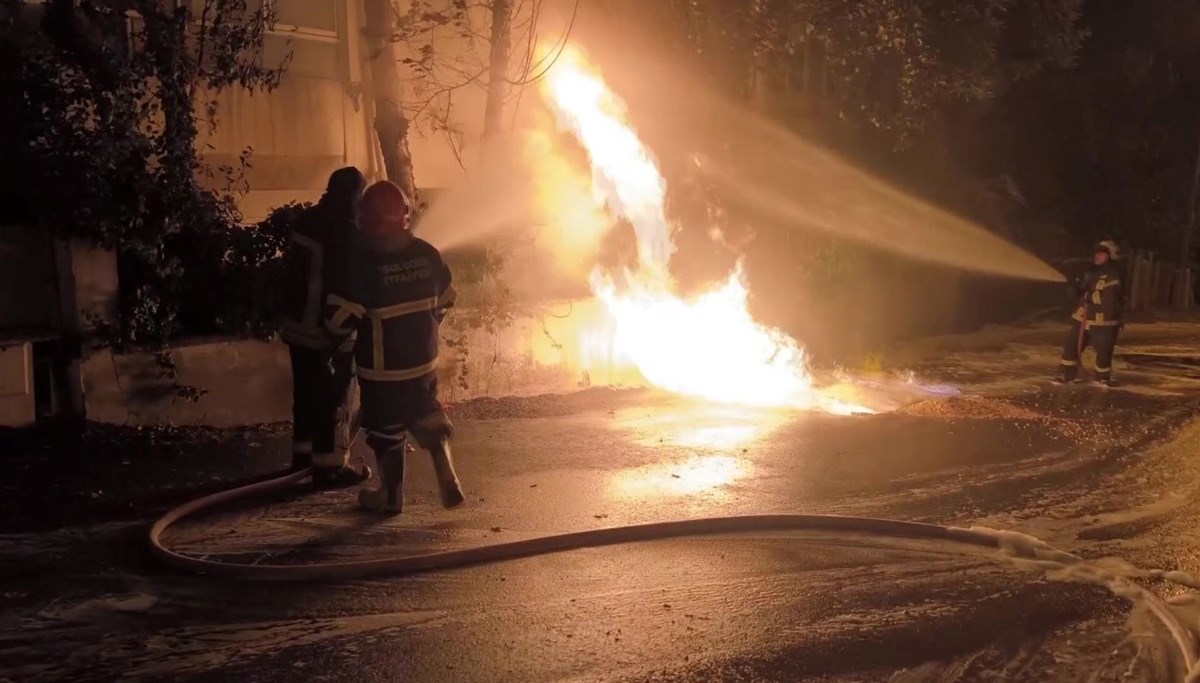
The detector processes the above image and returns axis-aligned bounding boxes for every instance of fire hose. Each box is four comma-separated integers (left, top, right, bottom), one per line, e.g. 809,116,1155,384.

147,467,1200,677
148,467,1008,581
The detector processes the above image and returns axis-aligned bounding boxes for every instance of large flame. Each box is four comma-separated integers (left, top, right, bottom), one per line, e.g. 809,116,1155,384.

539,47,867,415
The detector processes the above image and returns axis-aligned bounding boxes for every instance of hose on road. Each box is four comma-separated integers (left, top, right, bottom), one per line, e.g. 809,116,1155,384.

148,466,1199,677
149,466,1006,581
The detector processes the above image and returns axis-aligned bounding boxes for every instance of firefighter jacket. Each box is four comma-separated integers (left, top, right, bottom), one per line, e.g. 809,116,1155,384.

279,203,355,351
323,237,455,382
1071,262,1124,328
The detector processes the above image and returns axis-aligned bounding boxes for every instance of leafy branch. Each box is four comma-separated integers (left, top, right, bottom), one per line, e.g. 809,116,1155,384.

1,0,291,400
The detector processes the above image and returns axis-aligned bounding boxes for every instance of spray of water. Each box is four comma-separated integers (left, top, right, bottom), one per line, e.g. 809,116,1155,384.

413,138,537,250
418,125,1064,285
626,63,1063,282
690,123,1064,281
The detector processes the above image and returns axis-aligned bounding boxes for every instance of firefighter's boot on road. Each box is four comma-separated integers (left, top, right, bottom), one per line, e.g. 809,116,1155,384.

358,443,405,514
411,412,463,508
430,438,465,509
291,441,313,472
312,403,369,489
312,463,371,490
311,442,370,490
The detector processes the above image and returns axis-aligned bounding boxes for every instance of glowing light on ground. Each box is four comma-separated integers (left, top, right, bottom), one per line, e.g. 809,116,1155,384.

612,455,750,499
615,403,788,450
540,46,870,414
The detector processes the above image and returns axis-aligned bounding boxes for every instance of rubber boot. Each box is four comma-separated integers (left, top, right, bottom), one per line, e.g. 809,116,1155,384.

429,438,465,509
1057,364,1078,384
358,444,405,514
312,463,371,490
336,402,362,455
291,447,313,472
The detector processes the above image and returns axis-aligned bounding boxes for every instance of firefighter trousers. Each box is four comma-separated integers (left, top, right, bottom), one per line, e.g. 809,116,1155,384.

358,373,463,511
289,345,354,467
1059,322,1119,381
359,373,447,449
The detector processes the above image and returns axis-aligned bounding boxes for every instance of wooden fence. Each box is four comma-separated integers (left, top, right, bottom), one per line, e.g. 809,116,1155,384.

1123,250,1195,312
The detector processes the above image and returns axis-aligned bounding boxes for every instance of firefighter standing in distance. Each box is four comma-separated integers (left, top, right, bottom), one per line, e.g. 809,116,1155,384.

323,180,465,513
279,167,371,488
1058,240,1124,385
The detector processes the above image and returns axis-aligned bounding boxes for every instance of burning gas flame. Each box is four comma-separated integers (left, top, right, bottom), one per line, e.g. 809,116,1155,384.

540,47,868,415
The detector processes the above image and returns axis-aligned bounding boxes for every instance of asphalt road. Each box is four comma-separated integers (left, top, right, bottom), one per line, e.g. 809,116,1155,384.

6,321,1200,682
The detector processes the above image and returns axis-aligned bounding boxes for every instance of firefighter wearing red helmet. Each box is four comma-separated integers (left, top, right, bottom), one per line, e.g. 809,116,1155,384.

1057,240,1124,385
322,180,464,513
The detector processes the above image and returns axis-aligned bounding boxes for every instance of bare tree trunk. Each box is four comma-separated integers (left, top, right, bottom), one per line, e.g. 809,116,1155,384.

482,0,513,140
1178,131,1200,308
748,0,769,109
802,38,811,103
363,0,416,199
751,50,770,109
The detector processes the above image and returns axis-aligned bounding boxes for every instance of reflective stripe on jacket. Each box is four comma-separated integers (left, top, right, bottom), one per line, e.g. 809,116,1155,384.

279,205,355,350
323,237,455,381
1071,263,1124,328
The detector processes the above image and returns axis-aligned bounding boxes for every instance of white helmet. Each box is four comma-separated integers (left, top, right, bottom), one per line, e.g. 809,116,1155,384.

1095,240,1119,260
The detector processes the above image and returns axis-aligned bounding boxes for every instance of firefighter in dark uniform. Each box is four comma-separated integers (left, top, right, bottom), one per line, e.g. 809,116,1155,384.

323,180,465,513
279,167,371,488
1058,240,1124,385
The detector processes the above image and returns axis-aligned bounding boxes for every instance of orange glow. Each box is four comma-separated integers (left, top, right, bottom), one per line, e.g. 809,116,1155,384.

542,50,675,279
614,402,788,450
522,127,614,279
611,455,750,499
538,46,870,415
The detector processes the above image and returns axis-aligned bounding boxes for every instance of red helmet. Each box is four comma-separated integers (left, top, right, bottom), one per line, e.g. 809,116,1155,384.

360,181,412,236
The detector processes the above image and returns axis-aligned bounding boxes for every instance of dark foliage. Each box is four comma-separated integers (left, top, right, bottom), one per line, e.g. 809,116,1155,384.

0,0,291,396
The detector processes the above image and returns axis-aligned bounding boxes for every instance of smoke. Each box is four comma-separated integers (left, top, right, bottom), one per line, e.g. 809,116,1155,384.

413,138,537,251
691,131,1064,282
553,21,1065,284
415,128,616,290
418,35,1063,293
612,81,1062,283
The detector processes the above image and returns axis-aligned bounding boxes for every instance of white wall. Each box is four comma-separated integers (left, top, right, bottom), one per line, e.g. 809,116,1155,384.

0,342,34,427
196,0,379,222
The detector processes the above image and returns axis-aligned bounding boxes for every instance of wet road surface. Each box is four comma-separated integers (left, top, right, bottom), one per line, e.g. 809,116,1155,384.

5,321,1200,681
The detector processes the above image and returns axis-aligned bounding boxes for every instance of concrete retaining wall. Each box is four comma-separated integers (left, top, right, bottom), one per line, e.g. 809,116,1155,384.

78,299,636,426
0,342,34,427
81,338,294,427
